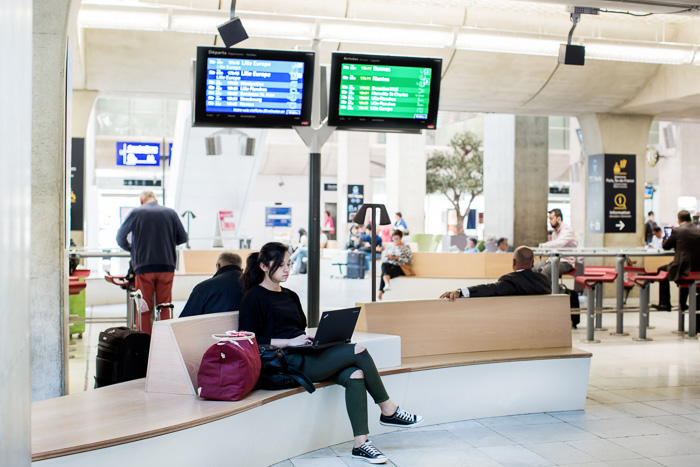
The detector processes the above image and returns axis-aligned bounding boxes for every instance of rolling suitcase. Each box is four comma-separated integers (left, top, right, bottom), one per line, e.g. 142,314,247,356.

345,251,366,279
94,326,150,388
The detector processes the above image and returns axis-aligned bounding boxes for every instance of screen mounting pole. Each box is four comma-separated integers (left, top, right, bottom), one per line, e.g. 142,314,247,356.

295,40,334,327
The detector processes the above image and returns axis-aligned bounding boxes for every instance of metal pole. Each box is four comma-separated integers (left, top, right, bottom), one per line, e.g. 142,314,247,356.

675,283,687,334
595,283,607,331
551,254,560,294
634,284,652,341
307,151,321,327
612,254,628,336
686,281,697,340
582,286,599,343
370,209,377,302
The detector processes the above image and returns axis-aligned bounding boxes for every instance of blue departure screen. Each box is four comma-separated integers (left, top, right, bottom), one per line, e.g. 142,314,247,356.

205,58,305,115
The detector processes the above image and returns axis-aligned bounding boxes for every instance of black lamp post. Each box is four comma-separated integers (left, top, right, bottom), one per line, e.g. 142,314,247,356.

353,203,391,302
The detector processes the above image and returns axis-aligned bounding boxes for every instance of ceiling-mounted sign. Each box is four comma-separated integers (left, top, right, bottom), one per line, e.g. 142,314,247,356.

324,183,338,192
116,142,160,166
604,154,636,233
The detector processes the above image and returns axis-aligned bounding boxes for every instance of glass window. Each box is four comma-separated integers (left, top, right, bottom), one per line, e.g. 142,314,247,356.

549,116,570,150
94,97,177,138
648,121,660,145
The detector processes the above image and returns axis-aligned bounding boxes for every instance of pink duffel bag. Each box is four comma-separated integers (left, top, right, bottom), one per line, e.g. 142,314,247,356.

197,331,261,401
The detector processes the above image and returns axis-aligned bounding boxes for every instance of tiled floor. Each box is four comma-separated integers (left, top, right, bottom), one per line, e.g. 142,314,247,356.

69,272,700,466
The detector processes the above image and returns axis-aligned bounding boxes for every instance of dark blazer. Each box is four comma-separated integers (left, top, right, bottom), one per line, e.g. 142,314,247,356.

662,223,700,282
468,268,551,298
180,265,243,317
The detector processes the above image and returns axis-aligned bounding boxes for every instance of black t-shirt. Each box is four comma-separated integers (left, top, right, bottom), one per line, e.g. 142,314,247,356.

238,285,307,345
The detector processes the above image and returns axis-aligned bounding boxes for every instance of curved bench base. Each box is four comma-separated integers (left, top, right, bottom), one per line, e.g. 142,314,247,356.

34,356,590,466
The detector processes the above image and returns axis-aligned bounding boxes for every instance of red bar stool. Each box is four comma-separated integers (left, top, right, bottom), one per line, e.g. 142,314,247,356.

576,270,617,343
583,266,615,331
680,272,700,339
68,279,87,295
628,270,668,341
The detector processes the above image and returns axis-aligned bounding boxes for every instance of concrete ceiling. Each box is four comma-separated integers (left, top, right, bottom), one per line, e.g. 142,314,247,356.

73,0,700,120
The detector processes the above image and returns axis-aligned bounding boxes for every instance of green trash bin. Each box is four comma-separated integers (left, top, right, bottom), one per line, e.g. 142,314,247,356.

69,284,86,339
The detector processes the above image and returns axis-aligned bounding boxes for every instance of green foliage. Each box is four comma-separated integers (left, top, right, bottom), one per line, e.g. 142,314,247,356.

426,131,484,235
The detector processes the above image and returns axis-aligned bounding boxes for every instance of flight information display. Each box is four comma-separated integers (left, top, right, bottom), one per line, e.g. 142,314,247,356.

205,58,305,115
337,64,433,120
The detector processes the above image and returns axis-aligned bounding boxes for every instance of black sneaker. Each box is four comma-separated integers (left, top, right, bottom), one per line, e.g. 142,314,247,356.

351,440,388,464
379,406,424,428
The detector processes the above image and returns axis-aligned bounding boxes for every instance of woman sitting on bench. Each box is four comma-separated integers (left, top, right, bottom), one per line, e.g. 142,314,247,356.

378,230,413,300
239,242,423,464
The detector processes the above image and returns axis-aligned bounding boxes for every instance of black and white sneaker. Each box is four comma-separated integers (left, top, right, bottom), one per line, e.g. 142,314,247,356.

351,440,388,464
379,406,424,428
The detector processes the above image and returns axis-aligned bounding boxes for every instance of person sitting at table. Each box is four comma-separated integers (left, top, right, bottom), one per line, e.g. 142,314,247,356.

179,252,243,317
378,230,413,300
647,226,664,250
533,208,578,278
439,246,550,300
653,210,700,316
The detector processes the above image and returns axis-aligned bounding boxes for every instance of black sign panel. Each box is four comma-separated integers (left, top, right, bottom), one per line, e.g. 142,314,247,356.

604,154,636,233
324,183,338,192
70,138,85,231
587,154,604,233
347,184,364,222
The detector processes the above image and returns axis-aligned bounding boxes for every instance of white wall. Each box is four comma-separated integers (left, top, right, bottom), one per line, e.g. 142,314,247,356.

1,0,33,463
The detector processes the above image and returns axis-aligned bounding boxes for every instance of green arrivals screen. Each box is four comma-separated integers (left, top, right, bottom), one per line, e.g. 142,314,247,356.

338,63,432,119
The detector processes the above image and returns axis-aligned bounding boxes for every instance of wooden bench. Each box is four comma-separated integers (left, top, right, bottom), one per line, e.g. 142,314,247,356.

32,295,591,466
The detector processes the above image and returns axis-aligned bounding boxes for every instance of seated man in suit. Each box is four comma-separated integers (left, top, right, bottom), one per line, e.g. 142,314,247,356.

653,210,700,316
439,246,550,301
180,252,243,317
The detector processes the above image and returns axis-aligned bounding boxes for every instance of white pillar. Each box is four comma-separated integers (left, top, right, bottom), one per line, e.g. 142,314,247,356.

386,133,427,234
1,0,33,463
577,113,652,248
657,123,700,225
337,132,372,247
483,115,549,248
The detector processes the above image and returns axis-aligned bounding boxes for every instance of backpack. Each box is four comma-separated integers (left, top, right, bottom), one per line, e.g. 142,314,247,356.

257,345,315,393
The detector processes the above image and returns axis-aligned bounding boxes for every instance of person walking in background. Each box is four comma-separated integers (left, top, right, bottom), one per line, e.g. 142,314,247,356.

239,243,424,464
179,252,243,317
534,208,578,278
440,246,550,300
378,230,413,300
116,190,187,334
645,211,658,245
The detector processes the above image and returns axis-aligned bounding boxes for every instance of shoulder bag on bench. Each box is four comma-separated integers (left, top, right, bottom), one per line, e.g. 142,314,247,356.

197,331,261,401
258,345,315,394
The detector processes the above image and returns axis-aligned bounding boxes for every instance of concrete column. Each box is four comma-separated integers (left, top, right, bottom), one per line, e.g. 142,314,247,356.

577,114,652,248
337,132,371,247
31,0,80,401
385,133,427,235
1,0,33,463
657,122,700,225
483,115,549,248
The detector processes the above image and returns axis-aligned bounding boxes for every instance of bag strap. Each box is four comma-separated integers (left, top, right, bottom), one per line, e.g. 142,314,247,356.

285,366,316,394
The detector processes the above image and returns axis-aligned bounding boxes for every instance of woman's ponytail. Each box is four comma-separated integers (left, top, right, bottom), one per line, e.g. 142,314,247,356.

240,242,289,293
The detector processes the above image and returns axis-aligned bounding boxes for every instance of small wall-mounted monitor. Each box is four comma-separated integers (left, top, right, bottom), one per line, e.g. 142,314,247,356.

193,47,315,128
328,52,442,131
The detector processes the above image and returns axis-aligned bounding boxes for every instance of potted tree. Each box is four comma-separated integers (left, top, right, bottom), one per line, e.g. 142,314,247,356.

426,131,484,250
